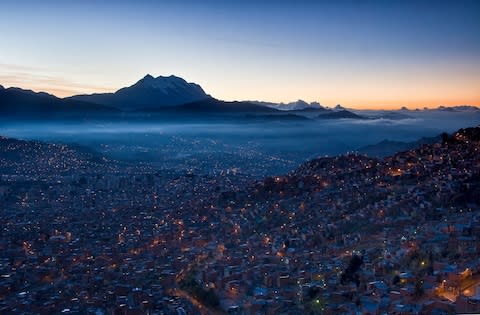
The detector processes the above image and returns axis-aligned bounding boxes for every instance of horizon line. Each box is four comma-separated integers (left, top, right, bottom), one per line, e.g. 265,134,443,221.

1,78,479,111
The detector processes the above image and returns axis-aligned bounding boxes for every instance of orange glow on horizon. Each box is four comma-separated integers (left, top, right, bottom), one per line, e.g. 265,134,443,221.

1,71,479,110
4,81,479,110
335,99,480,110
0,75,116,98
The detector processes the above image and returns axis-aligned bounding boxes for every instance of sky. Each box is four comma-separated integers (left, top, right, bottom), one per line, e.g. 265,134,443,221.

0,0,479,109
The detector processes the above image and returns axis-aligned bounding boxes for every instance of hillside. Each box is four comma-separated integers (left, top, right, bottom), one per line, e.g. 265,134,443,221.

0,86,117,119
212,126,480,313
0,137,115,176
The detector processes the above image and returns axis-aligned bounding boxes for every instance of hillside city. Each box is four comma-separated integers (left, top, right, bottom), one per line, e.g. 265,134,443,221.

0,126,479,314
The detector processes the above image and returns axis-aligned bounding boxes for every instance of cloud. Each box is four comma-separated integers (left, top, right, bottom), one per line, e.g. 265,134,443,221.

345,118,422,126
0,63,114,97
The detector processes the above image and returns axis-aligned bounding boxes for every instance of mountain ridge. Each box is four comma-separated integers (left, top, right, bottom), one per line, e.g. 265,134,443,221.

68,74,210,111
0,86,118,118
1,75,479,118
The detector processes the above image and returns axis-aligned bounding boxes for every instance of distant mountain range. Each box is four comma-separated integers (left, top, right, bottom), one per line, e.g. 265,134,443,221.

0,84,117,118
432,105,480,112
317,109,366,120
0,75,281,118
1,75,479,120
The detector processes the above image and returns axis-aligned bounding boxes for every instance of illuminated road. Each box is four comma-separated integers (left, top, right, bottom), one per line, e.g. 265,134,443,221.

170,253,224,315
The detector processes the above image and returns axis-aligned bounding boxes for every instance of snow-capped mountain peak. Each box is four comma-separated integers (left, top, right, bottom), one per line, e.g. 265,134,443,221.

69,74,209,110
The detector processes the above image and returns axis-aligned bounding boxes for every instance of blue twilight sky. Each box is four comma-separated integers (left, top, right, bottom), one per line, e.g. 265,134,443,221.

0,0,479,109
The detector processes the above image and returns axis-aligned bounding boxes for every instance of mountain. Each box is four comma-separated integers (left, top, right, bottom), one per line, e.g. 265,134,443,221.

142,97,279,114
0,86,117,119
357,135,440,157
0,81,276,119
291,106,329,113
434,105,480,112
252,99,326,111
317,109,366,120
244,113,311,121
69,74,209,111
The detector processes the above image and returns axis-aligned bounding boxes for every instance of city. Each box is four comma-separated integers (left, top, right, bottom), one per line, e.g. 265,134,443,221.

1,127,479,314
1,1,480,314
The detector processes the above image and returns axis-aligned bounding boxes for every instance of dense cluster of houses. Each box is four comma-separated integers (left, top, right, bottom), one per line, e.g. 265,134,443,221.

0,127,479,314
